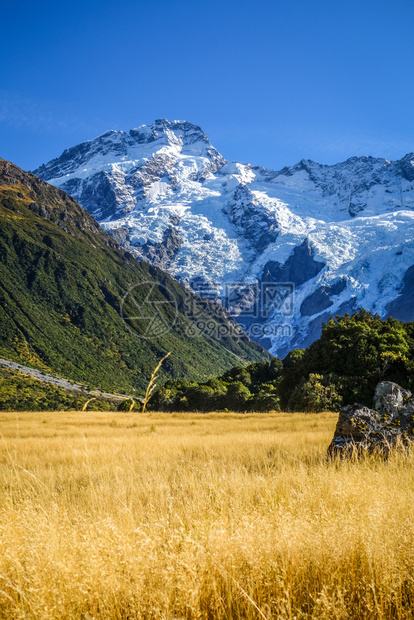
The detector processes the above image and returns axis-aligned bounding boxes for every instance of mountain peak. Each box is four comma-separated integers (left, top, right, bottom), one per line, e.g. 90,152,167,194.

34,119,225,184
129,118,214,152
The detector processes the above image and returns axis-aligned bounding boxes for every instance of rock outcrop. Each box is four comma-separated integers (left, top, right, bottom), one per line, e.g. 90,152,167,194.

327,381,414,457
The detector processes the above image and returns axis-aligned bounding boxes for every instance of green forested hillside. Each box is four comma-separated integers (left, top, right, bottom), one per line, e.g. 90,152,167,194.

0,367,114,411
0,159,268,395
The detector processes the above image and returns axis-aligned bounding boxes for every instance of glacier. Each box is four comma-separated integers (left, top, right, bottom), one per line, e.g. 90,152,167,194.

34,119,414,357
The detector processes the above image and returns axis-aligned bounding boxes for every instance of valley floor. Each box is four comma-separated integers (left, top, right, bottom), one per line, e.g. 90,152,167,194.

0,411,413,619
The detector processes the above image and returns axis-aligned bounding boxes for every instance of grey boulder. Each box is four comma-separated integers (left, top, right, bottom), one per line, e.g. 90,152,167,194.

327,381,414,457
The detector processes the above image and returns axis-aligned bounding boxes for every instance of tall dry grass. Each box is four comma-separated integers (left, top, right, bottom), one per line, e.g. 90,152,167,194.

0,410,413,619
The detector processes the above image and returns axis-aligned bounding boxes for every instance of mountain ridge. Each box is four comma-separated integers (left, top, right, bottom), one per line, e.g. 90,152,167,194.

33,121,414,356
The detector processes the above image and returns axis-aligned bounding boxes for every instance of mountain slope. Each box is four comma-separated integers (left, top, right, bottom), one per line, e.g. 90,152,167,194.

0,159,268,394
34,120,414,356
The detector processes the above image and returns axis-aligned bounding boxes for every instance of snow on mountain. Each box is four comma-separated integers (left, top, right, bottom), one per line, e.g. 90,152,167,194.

34,119,414,357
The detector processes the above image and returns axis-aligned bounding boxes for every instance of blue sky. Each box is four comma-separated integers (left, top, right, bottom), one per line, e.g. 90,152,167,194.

1,0,414,171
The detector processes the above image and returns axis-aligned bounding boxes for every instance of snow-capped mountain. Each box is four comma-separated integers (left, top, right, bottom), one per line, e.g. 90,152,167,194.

34,119,414,357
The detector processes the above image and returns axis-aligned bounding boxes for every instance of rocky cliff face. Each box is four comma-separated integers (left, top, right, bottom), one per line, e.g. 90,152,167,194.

34,120,414,356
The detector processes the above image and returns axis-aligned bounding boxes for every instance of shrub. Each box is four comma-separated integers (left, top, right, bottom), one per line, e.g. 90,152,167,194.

251,384,281,412
226,381,251,411
288,374,342,413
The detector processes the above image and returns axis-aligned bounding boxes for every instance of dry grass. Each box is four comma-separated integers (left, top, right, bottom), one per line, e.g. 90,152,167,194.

0,410,413,619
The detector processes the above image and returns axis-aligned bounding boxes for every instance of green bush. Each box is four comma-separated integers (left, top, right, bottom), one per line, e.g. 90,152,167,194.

226,381,251,411
288,374,342,413
250,384,280,412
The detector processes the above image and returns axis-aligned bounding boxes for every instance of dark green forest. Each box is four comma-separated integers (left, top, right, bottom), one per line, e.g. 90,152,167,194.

152,310,414,412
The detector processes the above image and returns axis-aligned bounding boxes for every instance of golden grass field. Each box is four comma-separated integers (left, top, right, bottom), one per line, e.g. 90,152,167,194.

0,410,413,619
